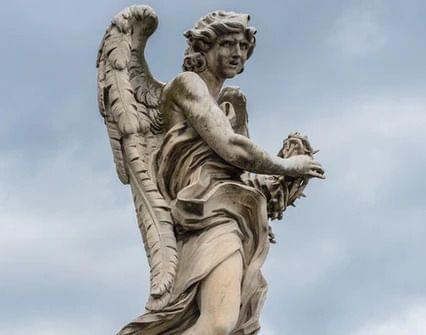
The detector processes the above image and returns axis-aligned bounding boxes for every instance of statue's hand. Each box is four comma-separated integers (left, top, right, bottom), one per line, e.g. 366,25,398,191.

284,155,325,179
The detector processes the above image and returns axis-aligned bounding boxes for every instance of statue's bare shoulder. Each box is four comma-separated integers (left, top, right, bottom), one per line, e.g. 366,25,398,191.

166,71,209,99
162,72,210,130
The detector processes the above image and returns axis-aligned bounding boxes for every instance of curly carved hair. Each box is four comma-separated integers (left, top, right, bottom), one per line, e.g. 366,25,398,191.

182,10,257,73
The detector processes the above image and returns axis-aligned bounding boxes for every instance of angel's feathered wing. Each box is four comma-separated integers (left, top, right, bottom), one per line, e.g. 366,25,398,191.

97,5,177,311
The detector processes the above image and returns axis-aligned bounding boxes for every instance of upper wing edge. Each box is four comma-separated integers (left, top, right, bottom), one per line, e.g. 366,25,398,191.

97,5,165,183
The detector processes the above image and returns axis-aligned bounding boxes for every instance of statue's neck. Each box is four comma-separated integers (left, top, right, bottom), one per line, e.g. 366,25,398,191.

198,69,224,100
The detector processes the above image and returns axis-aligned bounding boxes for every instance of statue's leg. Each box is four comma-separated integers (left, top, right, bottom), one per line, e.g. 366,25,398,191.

182,250,243,335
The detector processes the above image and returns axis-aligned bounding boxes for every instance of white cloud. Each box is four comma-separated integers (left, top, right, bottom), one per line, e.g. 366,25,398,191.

3,316,115,335
304,96,426,206
352,304,426,335
328,3,387,56
266,236,347,289
260,322,278,335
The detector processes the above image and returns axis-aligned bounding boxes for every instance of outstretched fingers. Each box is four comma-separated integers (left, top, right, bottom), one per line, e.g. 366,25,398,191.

310,161,324,171
307,159,325,179
310,161,325,173
308,170,326,179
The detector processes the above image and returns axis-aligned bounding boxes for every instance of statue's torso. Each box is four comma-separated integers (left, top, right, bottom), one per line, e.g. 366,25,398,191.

156,83,265,234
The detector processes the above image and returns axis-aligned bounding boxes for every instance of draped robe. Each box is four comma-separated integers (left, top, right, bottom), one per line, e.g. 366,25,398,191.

118,104,270,335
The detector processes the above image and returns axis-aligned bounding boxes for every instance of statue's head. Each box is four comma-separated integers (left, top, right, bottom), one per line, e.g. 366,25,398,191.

183,10,257,79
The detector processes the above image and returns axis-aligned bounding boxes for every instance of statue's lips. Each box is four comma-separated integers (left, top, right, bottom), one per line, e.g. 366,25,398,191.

226,61,240,69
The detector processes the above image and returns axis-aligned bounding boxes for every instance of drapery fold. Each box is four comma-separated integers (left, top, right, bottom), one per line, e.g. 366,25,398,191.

118,120,269,335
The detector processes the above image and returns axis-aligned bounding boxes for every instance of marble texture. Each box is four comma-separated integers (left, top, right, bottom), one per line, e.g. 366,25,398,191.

97,5,324,334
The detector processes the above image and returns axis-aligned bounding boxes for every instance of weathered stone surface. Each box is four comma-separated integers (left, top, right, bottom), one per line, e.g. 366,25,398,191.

97,5,325,334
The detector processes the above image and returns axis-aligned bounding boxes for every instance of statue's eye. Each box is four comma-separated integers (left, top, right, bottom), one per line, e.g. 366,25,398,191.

240,42,249,51
220,40,232,47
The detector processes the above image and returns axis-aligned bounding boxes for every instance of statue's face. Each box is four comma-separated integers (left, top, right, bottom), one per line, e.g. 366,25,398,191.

204,32,250,79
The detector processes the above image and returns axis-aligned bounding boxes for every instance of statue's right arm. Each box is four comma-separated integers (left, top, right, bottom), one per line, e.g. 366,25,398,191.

165,72,323,178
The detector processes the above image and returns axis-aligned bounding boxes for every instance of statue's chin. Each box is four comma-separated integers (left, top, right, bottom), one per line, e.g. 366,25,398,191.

222,66,243,79
225,74,236,79
223,71,238,79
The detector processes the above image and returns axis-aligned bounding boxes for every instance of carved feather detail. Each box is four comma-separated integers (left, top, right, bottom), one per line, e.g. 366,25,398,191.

104,28,141,135
125,134,177,309
97,5,177,311
106,120,129,184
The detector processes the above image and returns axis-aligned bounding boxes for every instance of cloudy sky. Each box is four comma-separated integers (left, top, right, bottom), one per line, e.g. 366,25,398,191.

1,0,425,334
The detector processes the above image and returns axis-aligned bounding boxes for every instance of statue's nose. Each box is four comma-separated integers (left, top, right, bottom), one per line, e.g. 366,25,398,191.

231,44,242,57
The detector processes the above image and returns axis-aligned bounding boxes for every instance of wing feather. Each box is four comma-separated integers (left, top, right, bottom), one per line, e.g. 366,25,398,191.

97,5,177,311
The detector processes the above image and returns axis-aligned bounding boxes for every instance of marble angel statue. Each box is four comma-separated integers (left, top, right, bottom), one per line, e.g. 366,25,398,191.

96,5,325,335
